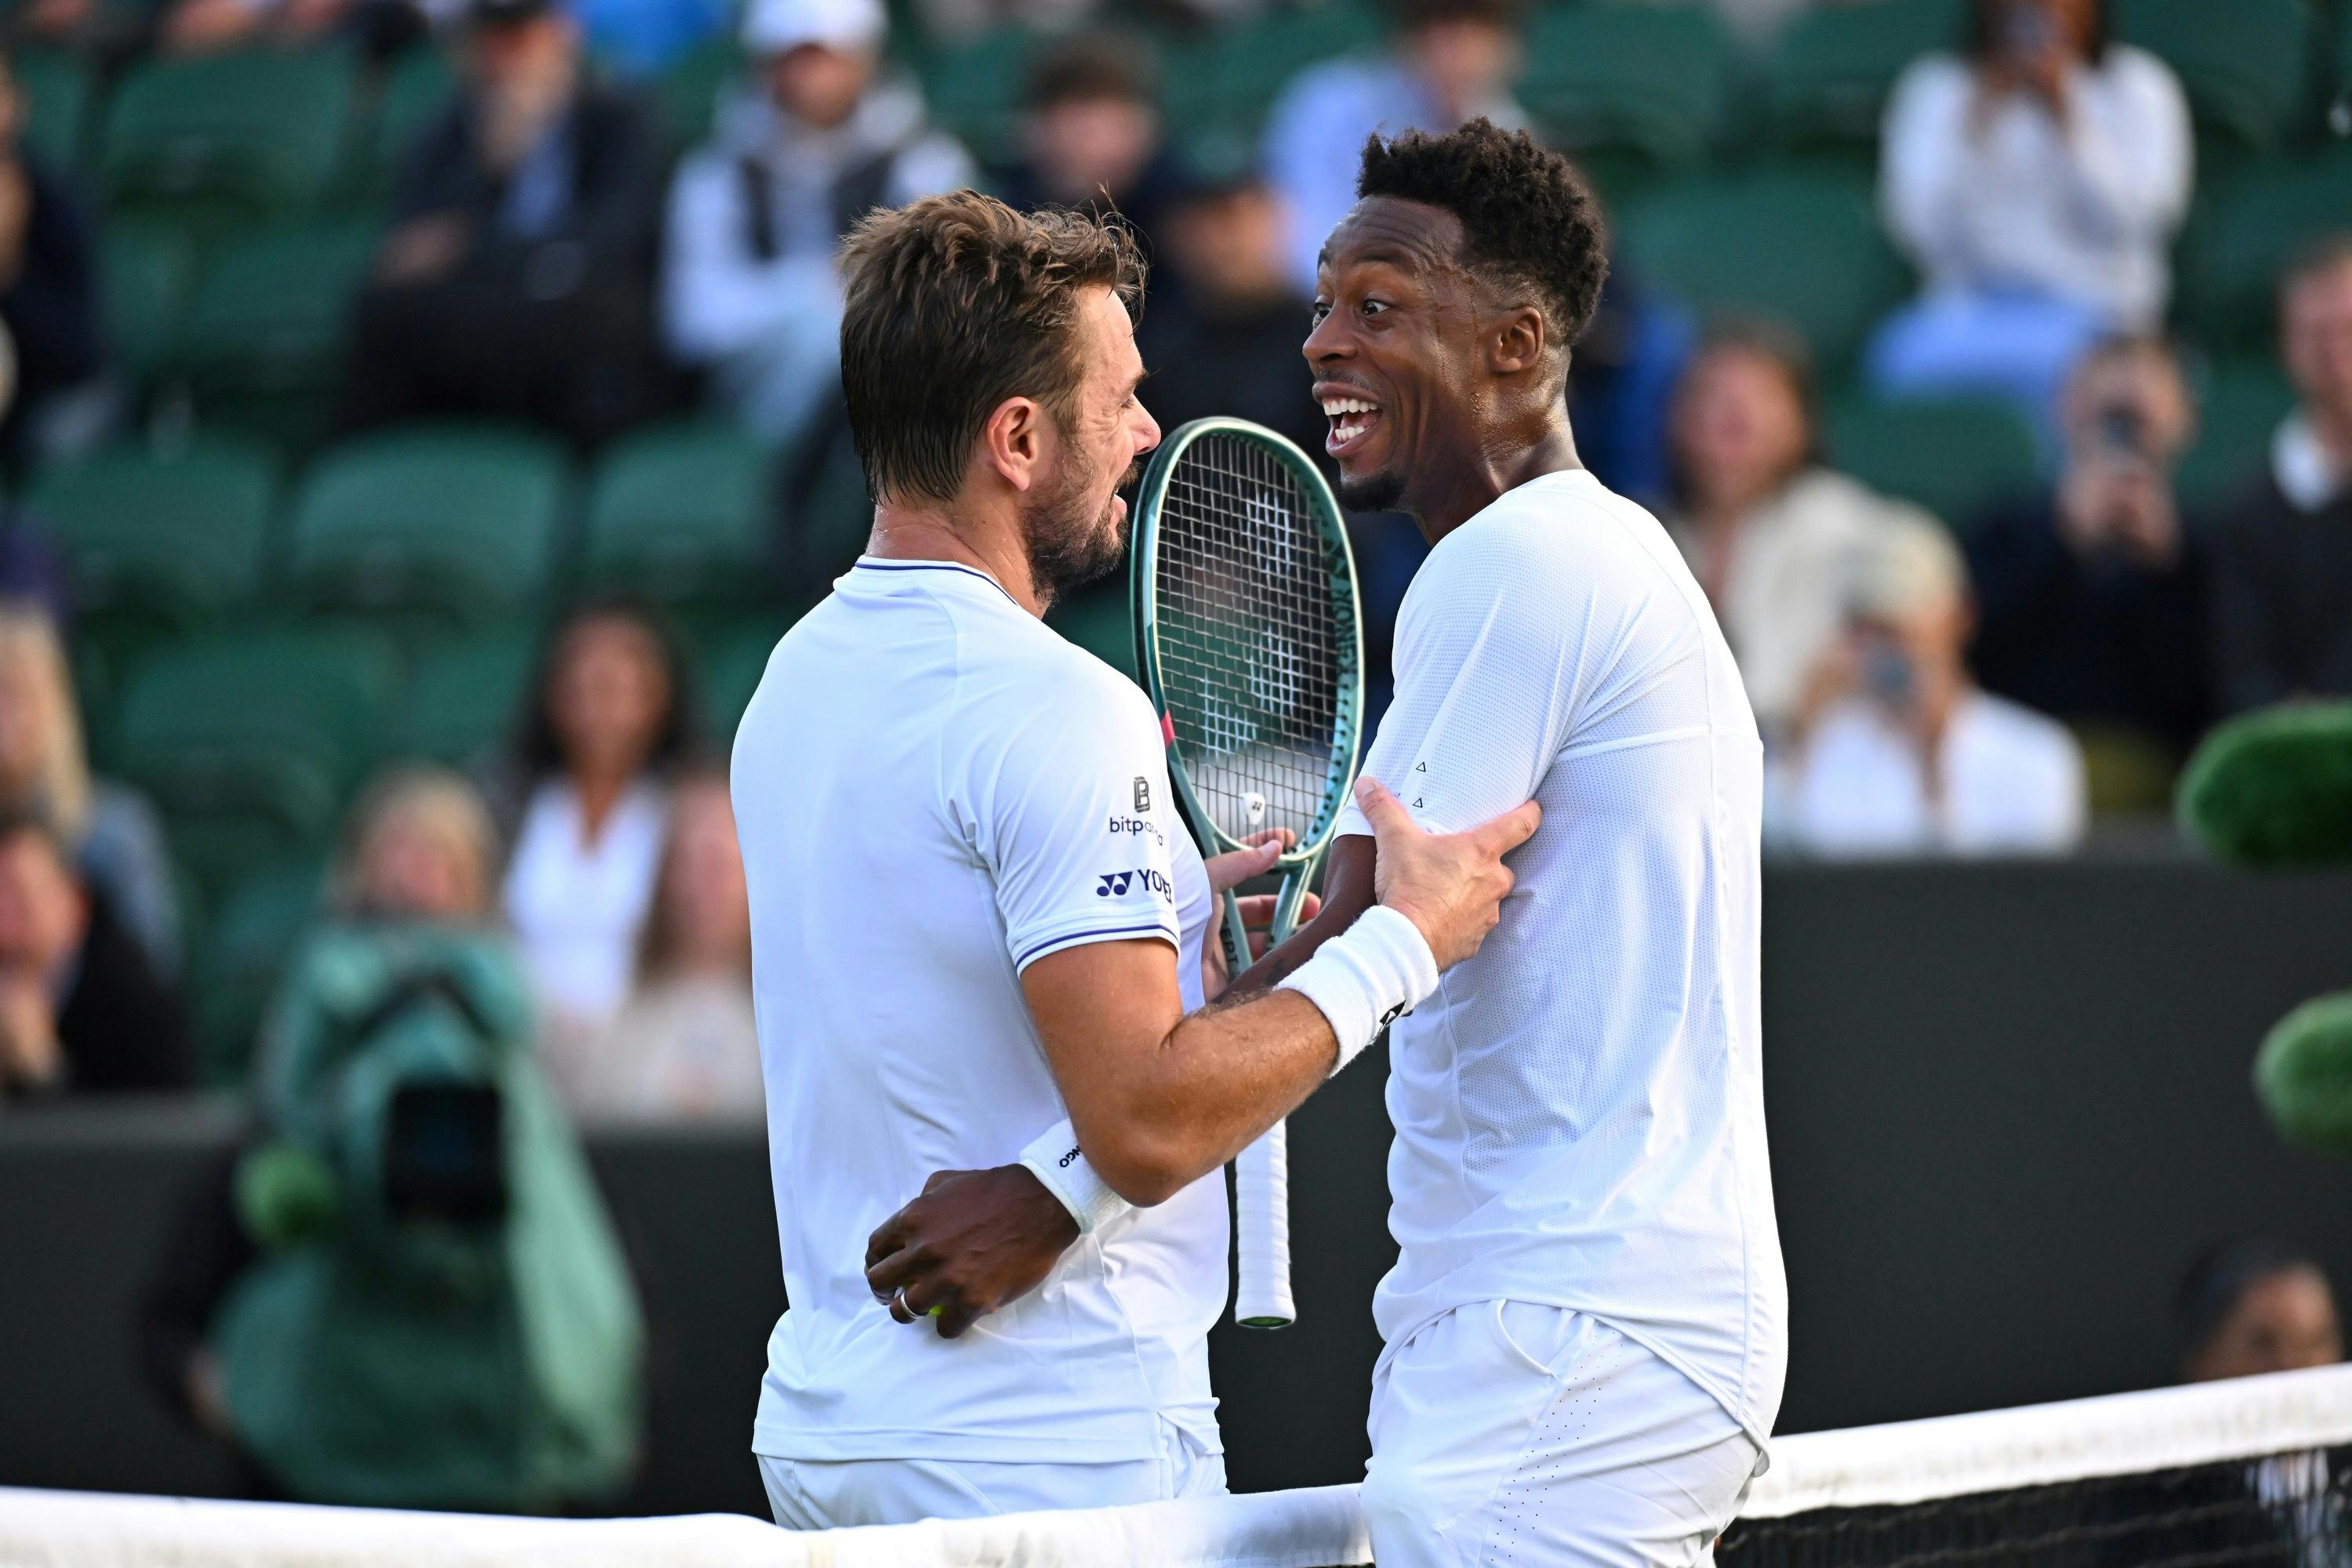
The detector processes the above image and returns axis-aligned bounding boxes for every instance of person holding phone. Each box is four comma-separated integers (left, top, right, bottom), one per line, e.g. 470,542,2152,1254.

1770,518,2087,857
1870,0,2192,430
1967,336,2211,761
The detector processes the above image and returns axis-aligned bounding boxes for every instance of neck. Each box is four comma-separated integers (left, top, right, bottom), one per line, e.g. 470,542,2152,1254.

1411,416,1583,545
867,499,1047,617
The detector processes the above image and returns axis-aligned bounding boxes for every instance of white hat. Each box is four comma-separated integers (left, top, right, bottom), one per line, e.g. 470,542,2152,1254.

742,0,885,56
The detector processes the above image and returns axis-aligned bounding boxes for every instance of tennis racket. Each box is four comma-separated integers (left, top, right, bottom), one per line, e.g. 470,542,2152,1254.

1131,417,1366,1330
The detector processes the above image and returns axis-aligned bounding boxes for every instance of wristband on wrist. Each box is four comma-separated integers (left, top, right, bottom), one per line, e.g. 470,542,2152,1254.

1276,903,1441,1075
1017,1118,1129,1236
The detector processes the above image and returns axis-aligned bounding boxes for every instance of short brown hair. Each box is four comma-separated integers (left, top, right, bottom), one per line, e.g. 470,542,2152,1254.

839,191,1146,506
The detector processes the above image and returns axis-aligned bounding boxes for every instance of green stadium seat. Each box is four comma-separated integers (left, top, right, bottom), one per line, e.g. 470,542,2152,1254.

655,38,741,149
785,424,874,593
697,615,796,742
366,45,455,194
2186,152,2352,353
285,424,568,623
170,219,381,450
1763,0,1964,150
915,24,1051,162
99,222,196,389
1191,9,1381,143
1519,4,1732,173
1825,395,2042,532
13,49,93,170
1045,582,1134,682
108,627,397,891
98,49,356,223
26,434,279,630
192,857,325,1085
2114,0,2315,152
389,627,535,768
1621,172,1908,370
2179,359,2294,509
581,420,777,605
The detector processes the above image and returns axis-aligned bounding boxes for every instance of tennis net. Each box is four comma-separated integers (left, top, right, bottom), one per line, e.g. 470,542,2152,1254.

5,1364,2348,1567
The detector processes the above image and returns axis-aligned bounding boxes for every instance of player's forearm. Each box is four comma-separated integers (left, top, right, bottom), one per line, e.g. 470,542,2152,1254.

1222,834,1377,1000
1075,989,1338,1206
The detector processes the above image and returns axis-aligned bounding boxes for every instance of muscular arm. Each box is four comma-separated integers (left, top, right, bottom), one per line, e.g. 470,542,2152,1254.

1221,833,1377,1000
1021,941,1339,1207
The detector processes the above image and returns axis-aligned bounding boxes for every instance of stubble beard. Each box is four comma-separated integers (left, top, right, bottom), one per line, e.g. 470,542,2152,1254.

1023,451,1138,612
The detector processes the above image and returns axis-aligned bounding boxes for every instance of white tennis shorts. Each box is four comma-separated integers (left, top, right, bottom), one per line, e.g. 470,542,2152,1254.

1363,1301,1763,1568
759,1417,1225,1530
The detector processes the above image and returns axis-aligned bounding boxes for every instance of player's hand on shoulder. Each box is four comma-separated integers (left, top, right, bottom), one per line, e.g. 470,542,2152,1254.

1356,777,1538,970
863,1166,1081,1340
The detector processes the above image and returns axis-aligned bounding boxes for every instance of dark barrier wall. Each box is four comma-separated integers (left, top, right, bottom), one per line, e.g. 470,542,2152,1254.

5,859,2352,1518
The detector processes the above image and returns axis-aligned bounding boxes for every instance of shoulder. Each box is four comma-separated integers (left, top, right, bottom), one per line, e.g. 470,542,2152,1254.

2098,43,2187,99
1886,53,1973,116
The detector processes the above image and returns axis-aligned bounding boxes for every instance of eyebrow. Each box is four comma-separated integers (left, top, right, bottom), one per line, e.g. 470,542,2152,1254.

1316,242,1430,275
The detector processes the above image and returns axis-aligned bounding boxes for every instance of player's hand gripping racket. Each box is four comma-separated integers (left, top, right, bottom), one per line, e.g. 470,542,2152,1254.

1131,418,1365,1329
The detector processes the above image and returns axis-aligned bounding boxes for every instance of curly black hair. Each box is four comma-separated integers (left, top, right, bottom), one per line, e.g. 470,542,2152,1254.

1356,118,1609,367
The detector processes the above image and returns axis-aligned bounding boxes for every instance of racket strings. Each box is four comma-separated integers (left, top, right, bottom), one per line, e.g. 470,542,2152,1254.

1154,432,1348,848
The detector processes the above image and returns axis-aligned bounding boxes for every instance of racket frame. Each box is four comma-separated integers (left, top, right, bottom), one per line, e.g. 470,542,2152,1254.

1128,417,1367,1330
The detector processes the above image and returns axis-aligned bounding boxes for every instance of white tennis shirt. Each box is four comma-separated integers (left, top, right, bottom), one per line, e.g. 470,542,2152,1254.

1330,470,1788,1449
731,557,1225,1465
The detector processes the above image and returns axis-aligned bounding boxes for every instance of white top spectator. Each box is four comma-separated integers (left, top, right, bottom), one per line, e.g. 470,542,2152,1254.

503,779,668,1029
1879,42,2191,326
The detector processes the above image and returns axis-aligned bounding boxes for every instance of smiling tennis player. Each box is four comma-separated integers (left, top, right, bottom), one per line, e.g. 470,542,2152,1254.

886,124,1788,1565
730,190,1534,1531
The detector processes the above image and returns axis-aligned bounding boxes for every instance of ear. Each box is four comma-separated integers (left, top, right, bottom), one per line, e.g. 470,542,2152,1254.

1490,304,1548,379
980,395,1050,494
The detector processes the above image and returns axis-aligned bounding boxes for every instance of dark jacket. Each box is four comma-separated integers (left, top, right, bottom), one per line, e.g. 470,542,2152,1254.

391,81,666,296
1966,491,2210,756
54,890,194,1094
0,153,103,463
2208,468,2352,716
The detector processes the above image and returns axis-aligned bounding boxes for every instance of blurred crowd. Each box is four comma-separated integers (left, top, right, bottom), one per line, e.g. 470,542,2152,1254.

0,0,2333,1091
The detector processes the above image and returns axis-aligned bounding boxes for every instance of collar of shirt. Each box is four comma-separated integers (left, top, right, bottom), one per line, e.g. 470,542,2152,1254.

2273,412,2349,514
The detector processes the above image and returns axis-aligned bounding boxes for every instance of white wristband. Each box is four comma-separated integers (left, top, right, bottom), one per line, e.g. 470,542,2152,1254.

1017,1118,1129,1236
1277,904,1440,1075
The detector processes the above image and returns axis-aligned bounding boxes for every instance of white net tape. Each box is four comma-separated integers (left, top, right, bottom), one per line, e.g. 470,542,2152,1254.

8,1365,2350,1568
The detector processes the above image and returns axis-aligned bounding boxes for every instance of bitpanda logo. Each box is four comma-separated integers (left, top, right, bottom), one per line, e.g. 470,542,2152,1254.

1106,812,1165,846
1134,776,1152,812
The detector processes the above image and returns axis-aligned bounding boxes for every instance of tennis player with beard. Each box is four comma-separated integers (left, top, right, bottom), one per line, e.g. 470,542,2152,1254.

878,127,1787,1564
730,190,1536,1530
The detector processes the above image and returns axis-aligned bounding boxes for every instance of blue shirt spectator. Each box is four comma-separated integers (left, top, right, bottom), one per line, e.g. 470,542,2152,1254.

1261,0,1524,293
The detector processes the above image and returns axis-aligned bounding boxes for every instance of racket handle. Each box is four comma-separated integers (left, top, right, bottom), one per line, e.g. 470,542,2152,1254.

1233,1120,1295,1329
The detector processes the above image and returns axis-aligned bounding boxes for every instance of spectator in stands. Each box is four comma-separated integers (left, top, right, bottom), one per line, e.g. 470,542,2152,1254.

1262,0,1526,292
333,765,500,927
1769,517,2087,856
0,51,103,473
1871,0,2191,427
1567,260,1693,510
1664,321,1941,746
2209,238,2352,716
1134,160,1324,460
158,0,426,59
662,0,972,450
500,601,697,1051
0,808,191,1101
0,604,176,972
2177,1240,2342,1383
339,0,666,450
545,770,761,1121
994,36,1189,284
1968,336,2209,759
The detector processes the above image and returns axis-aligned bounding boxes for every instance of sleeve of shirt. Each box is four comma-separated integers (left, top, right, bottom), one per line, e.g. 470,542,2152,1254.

1878,57,1974,272
1330,524,1582,840
2061,52,2193,244
971,669,1185,973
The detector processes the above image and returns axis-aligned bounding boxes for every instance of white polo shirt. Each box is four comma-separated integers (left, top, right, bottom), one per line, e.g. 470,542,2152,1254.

732,557,1225,1466
1330,470,1788,1450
